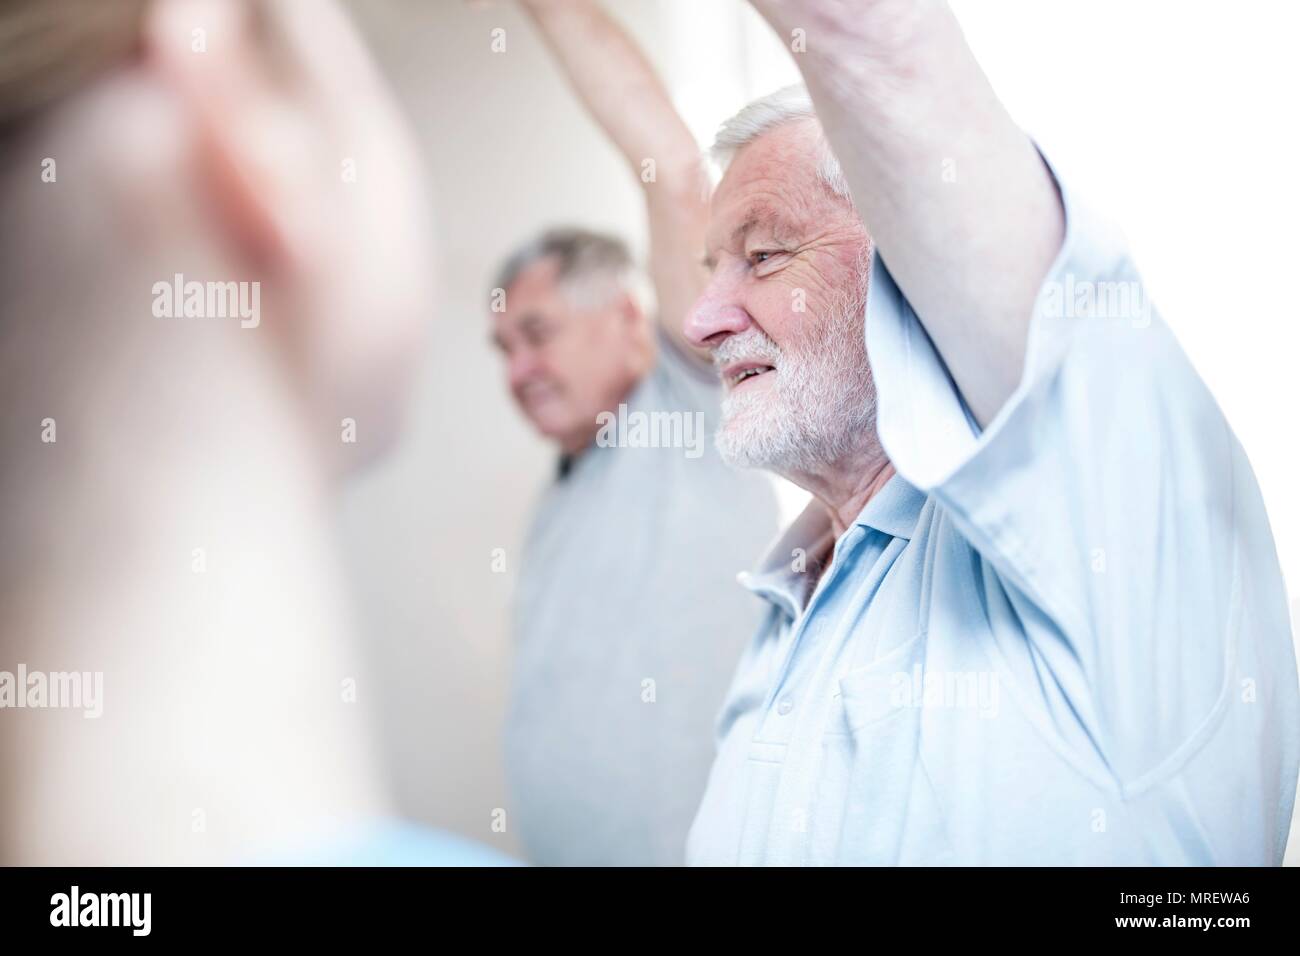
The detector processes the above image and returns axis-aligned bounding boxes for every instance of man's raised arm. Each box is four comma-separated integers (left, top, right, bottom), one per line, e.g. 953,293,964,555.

749,0,1065,426
519,0,711,363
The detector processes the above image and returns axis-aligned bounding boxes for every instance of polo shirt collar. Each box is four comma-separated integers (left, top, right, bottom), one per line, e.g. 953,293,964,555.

738,501,833,620
853,471,927,542
738,472,926,618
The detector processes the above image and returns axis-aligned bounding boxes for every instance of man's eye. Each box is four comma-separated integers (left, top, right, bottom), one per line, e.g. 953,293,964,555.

750,250,777,266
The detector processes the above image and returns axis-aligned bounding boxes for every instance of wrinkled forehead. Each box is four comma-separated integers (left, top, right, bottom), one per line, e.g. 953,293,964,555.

707,118,830,254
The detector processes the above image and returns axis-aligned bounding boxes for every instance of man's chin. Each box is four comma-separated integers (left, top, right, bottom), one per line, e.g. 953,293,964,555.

715,440,762,471
521,402,567,437
533,414,597,456
715,414,784,472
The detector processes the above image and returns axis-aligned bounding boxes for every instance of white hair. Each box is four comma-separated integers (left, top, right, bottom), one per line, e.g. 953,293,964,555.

494,226,652,313
710,84,852,202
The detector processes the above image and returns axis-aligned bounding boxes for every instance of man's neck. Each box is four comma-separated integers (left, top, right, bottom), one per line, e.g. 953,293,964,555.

787,448,897,539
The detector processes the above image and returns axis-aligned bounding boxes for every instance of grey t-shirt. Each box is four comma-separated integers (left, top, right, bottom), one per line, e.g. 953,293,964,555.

505,336,779,866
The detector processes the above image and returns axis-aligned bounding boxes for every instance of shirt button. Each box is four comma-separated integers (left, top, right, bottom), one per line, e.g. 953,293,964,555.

776,697,794,716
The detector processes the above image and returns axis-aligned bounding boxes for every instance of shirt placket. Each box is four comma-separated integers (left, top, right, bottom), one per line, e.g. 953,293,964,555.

757,525,873,863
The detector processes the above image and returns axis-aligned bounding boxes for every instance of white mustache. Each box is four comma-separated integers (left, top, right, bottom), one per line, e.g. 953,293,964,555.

710,330,782,374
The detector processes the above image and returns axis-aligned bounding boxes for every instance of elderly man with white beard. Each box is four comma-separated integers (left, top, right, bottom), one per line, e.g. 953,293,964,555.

683,0,1299,865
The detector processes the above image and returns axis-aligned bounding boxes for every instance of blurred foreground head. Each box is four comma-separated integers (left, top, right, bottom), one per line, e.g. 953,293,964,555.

0,0,436,468
0,0,435,864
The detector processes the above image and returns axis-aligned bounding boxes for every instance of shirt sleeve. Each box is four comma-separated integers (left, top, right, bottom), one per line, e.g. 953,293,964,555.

867,147,1292,786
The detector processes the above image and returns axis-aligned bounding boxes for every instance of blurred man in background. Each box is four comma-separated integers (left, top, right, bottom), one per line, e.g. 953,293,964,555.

490,0,779,865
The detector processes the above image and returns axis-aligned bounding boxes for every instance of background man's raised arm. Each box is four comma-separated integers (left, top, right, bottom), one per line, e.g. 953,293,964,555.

520,0,711,363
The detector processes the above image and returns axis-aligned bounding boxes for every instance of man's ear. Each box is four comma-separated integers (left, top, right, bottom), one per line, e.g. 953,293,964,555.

142,0,322,273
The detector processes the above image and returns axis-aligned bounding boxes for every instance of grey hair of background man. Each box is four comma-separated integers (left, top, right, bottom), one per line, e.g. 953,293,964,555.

493,227,651,313
710,84,853,203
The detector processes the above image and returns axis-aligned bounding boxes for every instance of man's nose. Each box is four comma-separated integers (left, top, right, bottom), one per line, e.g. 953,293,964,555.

684,273,751,347
508,350,541,391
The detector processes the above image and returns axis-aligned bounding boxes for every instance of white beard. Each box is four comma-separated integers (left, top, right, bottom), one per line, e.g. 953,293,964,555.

713,259,876,476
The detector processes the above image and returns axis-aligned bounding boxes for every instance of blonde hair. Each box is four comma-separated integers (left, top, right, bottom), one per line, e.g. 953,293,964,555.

0,0,149,132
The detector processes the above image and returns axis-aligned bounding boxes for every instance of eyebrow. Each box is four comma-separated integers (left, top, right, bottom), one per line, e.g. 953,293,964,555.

489,311,539,353
731,207,784,246
705,204,800,266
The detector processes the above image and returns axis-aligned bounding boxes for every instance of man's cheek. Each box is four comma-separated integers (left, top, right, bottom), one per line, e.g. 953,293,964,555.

770,269,829,326
745,287,797,340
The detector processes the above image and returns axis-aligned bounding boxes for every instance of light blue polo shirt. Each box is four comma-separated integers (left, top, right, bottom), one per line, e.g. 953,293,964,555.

686,153,1300,865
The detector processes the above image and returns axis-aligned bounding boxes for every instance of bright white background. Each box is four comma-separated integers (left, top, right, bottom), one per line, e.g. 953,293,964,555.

347,0,1299,863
